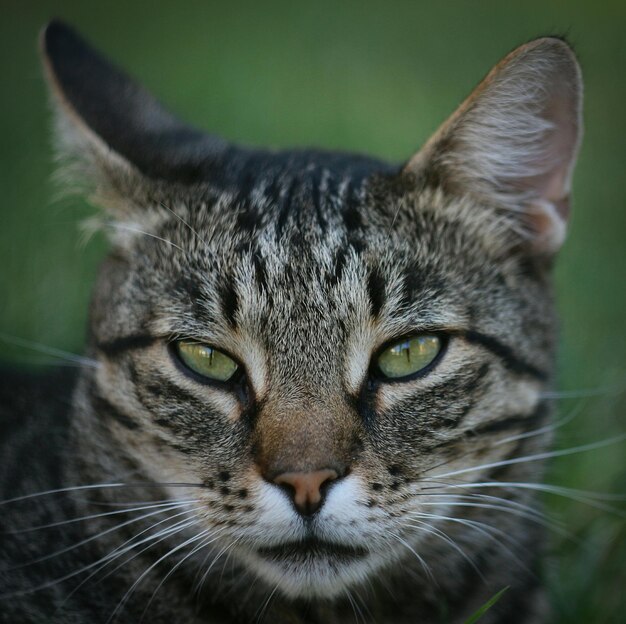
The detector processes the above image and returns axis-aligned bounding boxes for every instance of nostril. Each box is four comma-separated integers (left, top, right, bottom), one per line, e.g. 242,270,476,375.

272,468,340,516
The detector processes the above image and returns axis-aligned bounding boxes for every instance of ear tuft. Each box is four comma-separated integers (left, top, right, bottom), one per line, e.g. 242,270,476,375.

40,20,228,213
407,37,583,255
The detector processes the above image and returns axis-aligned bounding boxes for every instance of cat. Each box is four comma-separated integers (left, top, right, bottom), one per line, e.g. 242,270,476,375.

0,19,582,624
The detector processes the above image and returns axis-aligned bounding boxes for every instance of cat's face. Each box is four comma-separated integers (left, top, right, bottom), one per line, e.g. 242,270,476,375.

42,22,581,599
87,178,553,596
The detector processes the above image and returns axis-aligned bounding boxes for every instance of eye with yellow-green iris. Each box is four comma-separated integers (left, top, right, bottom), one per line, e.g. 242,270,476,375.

375,334,443,380
175,341,239,382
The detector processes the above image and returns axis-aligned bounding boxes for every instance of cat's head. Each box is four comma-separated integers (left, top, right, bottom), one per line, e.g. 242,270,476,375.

42,21,582,599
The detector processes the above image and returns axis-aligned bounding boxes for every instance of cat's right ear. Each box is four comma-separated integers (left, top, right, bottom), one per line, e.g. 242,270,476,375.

405,37,583,256
40,20,226,215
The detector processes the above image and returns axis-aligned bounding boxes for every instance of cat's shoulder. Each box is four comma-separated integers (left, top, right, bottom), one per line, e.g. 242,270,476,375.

0,366,77,496
0,366,77,419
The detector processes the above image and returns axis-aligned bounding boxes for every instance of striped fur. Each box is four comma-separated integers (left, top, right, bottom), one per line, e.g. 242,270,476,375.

0,21,582,624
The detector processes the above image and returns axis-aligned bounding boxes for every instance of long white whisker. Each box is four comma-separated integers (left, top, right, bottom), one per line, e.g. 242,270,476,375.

106,222,185,252
416,500,569,537
0,332,100,368
0,481,207,506
406,512,529,571
140,527,227,622
159,202,210,248
92,513,201,585
420,491,559,525
254,582,281,624
343,587,365,624
540,384,624,399
2,509,197,598
429,434,626,480
107,523,210,622
195,536,243,596
6,499,199,534
442,481,626,517
494,401,586,446
9,503,191,570
388,531,435,585
407,518,483,579
57,510,199,610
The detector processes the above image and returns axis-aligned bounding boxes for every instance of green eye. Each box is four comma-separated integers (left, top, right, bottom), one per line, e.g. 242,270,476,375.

376,334,443,380
175,341,239,382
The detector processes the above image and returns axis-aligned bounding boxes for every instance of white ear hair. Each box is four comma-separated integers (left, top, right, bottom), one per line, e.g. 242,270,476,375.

407,38,583,255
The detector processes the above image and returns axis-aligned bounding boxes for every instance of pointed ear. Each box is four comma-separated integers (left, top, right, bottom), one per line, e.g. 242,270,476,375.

40,20,227,214
406,37,583,255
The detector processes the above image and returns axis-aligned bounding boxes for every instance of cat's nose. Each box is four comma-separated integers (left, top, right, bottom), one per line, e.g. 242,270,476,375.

272,468,341,516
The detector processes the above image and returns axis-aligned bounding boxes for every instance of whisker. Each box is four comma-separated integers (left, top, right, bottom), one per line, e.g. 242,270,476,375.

106,222,185,252
428,434,626,480
0,331,100,369
7,502,192,571
5,499,200,534
387,531,435,585
343,587,365,624
1,509,197,598
57,510,199,610
442,481,626,517
0,481,207,506
195,536,243,597
420,490,560,526
540,383,625,400
494,401,586,446
107,524,212,622
416,500,569,538
405,513,530,574
407,518,483,579
254,582,281,624
159,202,210,248
140,527,227,622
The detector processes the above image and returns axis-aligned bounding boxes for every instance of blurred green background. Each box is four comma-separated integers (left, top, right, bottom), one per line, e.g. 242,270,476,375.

1,1,624,621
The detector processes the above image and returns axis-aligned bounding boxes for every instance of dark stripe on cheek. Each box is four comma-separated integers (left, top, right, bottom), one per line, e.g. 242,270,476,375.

459,330,548,381
236,206,262,234
343,202,363,233
142,378,199,405
97,334,156,355
253,254,268,292
275,178,297,238
327,246,349,287
367,267,386,318
408,362,490,429
469,401,549,437
218,280,239,327
91,392,141,431
432,401,549,451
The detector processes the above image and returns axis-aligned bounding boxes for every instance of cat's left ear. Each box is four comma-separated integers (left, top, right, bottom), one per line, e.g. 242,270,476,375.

406,37,583,255
40,20,227,215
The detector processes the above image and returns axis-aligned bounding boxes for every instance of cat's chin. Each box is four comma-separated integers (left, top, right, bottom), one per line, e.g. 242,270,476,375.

235,538,379,599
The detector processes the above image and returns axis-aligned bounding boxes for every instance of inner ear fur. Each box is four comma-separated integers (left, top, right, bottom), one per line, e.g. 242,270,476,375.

406,37,583,255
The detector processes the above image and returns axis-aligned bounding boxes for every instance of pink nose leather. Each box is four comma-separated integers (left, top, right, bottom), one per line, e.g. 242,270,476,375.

273,469,339,516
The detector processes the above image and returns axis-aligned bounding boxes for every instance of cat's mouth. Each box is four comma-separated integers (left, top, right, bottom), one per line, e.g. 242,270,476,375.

256,537,369,562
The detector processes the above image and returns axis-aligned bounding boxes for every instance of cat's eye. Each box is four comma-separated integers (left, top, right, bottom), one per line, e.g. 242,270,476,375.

375,334,443,380
174,341,239,383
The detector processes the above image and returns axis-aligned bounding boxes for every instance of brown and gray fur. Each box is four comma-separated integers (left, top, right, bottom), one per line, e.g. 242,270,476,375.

0,21,582,624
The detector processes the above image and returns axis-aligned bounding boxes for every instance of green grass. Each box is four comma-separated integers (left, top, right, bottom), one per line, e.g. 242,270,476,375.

464,587,509,624
1,1,624,621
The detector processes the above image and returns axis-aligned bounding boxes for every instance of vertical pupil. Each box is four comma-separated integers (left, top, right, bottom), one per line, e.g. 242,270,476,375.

202,346,214,366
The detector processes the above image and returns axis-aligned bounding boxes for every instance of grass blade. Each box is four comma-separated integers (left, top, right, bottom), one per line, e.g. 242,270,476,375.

463,587,509,624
